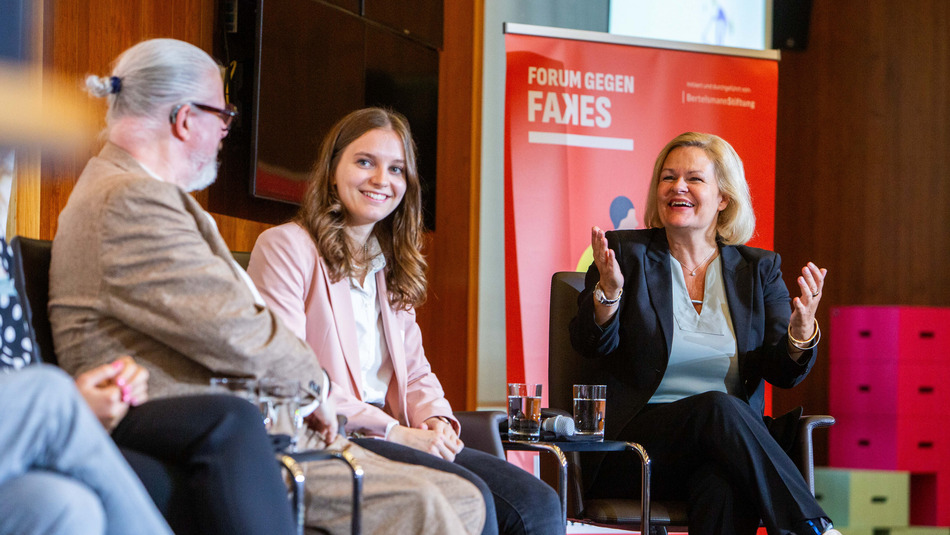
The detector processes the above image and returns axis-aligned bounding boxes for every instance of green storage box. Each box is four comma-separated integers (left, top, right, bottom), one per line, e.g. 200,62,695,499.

815,468,909,527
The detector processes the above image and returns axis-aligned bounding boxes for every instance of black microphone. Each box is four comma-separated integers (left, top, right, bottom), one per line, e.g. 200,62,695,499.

540,414,575,437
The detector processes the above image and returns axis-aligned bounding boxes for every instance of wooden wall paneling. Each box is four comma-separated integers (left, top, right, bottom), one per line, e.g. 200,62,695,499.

38,0,268,251
772,1,950,464
416,0,482,410
209,212,272,253
39,0,216,239
13,152,41,239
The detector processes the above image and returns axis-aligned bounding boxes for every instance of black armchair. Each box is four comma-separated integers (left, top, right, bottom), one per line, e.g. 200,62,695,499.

10,236,55,365
231,250,251,270
547,271,835,534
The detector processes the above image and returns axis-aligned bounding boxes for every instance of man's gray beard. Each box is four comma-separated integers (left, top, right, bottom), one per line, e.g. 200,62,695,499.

186,155,219,192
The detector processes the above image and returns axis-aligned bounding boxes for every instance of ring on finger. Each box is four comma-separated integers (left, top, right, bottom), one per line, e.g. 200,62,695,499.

811,290,819,297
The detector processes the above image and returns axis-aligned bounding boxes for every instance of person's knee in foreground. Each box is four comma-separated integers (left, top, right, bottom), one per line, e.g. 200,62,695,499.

571,131,838,535
0,365,171,535
49,37,485,534
0,472,106,535
247,107,561,534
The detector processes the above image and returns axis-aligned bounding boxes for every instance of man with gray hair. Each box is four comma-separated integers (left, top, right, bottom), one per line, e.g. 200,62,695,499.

50,38,486,535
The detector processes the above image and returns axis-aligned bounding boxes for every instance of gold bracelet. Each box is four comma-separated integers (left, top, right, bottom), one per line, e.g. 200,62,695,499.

788,319,821,350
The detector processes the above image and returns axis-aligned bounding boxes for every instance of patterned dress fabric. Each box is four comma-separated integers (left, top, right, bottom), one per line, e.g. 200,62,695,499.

0,238,35,372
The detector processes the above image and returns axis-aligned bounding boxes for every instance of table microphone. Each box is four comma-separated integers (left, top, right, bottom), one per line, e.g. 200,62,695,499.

540,415,575,437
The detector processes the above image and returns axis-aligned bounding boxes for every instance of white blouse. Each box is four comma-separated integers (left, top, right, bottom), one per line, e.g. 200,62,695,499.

649,255,739,403
348,238,394,407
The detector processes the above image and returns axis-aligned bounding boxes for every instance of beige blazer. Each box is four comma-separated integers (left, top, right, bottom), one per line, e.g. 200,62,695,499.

247,222,456,438
49,143,322,398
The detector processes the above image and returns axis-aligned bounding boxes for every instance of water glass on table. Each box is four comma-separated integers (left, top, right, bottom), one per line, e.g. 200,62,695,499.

573,384,606,438
507,383,542,439
258,379,305,451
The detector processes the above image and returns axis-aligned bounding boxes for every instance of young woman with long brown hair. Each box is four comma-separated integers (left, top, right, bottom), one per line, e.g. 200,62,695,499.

248,107,561,535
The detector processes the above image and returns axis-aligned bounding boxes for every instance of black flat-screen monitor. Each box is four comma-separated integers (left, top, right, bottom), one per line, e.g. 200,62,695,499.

210,0,440,229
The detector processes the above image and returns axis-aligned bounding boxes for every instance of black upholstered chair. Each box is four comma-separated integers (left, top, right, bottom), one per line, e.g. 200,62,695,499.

547,271,835,534
231,250,251,270
10,236,55,365
455,410,508,459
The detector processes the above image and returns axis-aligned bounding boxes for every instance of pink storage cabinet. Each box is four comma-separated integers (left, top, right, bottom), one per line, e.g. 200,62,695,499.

828,306,950,525
829,306,950,365
827,413,948,472
829,360,950,417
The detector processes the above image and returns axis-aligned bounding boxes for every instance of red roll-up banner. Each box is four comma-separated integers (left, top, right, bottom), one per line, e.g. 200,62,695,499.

504,25,779,411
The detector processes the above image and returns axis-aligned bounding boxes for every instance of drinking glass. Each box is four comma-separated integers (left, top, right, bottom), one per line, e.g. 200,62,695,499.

572,384,606,437
507,383,542,439
258,379,305,451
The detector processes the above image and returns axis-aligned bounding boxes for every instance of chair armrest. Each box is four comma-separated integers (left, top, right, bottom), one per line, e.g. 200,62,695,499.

795,414,835,495
455,410,507,460
282,445,364,535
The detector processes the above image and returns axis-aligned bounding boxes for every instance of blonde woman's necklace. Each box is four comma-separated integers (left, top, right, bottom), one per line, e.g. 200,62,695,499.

681,248,717,277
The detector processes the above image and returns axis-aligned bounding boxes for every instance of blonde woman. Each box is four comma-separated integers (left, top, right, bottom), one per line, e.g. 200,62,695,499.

571,132,837,535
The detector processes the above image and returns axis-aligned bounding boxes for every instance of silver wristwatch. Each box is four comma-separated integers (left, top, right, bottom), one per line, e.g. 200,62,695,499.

593,282,623,306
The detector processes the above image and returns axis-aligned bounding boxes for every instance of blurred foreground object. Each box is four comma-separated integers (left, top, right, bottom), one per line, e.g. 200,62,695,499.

0,62,96,152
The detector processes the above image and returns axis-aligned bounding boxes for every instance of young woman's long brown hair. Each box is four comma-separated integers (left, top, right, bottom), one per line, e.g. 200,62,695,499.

296,107,427,310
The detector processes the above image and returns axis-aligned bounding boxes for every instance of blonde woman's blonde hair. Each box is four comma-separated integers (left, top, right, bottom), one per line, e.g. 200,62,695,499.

643,132,755,245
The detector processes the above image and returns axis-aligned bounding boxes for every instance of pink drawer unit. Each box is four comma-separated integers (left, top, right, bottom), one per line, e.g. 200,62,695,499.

830,361,950,417
831,306,950,363
898,307,950,362
829,413,898,470
829,360,901,415
831,307,902,362
828,414,949,472
897,418,950,473
897,363,950,416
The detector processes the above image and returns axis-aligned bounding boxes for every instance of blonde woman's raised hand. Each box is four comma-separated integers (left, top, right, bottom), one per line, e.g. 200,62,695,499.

790,262,828,344
591,226,623,293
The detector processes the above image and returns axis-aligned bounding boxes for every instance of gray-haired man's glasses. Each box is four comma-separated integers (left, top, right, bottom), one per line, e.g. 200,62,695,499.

169,102,238,131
